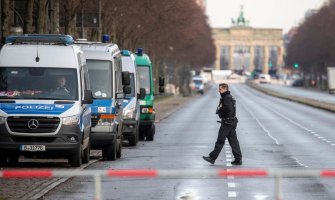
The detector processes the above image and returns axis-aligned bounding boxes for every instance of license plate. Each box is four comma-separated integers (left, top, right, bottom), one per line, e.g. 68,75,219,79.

20,145,46,152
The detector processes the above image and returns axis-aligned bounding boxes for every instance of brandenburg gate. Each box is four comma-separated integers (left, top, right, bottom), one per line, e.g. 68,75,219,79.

212,7,284,74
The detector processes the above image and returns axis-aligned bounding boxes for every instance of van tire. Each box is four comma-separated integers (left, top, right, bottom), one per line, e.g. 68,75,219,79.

139,129,145,141
117,142,122,158
146,125,155,141
69,145,82,167
129,124,139,146
103,139,117,161
82,140,90,164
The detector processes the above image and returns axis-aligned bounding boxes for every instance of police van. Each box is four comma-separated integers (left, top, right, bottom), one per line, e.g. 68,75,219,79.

77,38,131,160
121,50,145,146
0,35,93,167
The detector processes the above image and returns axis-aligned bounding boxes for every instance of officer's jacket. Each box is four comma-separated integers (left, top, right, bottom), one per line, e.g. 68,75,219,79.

216,91,236,119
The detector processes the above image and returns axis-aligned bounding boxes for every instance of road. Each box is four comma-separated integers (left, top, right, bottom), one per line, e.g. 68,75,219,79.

259,83,335,104
41,83,335,200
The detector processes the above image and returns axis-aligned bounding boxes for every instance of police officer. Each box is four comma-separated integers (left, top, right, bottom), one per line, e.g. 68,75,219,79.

53,76,70,96
203,83,242,165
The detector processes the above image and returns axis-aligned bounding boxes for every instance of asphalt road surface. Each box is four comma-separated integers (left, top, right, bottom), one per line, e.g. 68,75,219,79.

42,84,335,200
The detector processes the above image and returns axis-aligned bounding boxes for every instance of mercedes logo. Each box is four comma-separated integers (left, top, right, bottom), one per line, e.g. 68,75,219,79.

27,119,39,130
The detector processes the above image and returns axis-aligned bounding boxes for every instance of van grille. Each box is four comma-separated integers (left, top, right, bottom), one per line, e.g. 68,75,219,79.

7,116,60,133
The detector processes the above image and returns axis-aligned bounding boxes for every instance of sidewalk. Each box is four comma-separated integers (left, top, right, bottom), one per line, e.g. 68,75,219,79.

248,82,335,112
0,94,196,200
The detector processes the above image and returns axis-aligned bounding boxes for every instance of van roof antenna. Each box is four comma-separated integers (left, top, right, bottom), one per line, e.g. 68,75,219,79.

35,44,40,62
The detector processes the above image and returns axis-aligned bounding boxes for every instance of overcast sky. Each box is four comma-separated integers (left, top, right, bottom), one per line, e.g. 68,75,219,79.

206,0,328,32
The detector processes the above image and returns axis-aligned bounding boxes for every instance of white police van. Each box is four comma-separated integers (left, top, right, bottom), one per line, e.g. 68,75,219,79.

121,50,145,146
76,37,131,160
0,35,93,167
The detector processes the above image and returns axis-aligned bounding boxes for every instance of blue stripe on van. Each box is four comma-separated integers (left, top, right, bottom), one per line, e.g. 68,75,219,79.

0,104,73,115
90,99,116,114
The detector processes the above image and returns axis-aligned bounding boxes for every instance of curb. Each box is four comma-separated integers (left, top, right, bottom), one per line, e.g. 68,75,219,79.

21,158,100,200
247,83,335,113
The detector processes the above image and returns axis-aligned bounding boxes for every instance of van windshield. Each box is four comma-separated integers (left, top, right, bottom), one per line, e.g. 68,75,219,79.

0,67,78,100
138,66,151,94
87,60,112,99
193,80,203,85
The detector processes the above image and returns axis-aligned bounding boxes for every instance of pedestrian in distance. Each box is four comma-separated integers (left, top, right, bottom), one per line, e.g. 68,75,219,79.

203,83,242,165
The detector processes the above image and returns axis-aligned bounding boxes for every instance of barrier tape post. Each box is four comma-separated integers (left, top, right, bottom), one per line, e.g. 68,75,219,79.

94,174,102,200
275,175,282,200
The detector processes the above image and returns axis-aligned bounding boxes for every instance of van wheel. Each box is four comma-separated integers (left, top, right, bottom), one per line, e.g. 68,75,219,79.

8,154,19,167
129,124,139,146
103,139,117,161
82,140,90,164
69,145,82,167
139,129,145,141
146,125,155,141
117,142,122,158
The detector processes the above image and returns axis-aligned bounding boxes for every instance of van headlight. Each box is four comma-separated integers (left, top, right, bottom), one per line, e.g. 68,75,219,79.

123,107,136,119
0,117,5,125
97,114,115,126
63,115,80,125
141,107,154,114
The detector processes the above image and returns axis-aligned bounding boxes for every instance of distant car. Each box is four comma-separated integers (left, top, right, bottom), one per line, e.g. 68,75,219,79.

190,76,204,95
292,79,303,87
259,74,271,84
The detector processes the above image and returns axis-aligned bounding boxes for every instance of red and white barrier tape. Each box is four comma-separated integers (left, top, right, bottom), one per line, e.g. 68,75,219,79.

1,169,335,179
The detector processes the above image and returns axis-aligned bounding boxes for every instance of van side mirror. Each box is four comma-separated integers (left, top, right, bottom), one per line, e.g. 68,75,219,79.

138,88,146,99
82,90,93,104
122,71,130,85
123,86,132,94
159,77,165,86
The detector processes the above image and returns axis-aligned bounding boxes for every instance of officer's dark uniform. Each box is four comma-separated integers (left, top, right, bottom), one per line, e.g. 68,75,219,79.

209,90,242,162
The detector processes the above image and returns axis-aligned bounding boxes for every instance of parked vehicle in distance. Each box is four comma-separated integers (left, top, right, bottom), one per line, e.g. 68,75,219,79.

121,50,145,146
328,67,335,94
135,48,164,141
0,35,93,167
259,74,271,84
76,38,131,161
190,76,205,95
292,79,304,87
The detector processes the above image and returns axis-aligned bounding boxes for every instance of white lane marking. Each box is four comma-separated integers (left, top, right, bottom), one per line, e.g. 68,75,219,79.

318,136,324,139
331,144,335,146
261,101,318,135
226,158,233,162
326,141,332,143
291,156,305,167
226,154,232,158
226,163,232,167
314,134,319,136
228,191,237,198
240,103,280,145
226,150,231,153
322,138,327,141
228,182,236,188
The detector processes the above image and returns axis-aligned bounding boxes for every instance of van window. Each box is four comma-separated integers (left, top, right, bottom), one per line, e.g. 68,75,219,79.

0,67,78,100
87,60,112,98
125,73,135,97
115,57,123,94
138,66,151,94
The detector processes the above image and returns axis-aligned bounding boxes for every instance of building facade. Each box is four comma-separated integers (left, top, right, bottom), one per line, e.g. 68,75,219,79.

212,7,284,74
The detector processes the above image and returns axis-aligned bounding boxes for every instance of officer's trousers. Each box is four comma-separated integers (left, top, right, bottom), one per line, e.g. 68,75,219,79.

209,122,242,161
